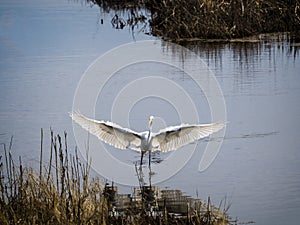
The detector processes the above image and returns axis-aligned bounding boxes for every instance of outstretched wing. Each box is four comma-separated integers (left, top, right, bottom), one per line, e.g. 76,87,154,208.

152,123,224,152
70,112,142,151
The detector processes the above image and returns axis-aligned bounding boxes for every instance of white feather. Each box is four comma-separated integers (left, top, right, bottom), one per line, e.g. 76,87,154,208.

70,112,142,151
151,123,224,152
70,112,224,153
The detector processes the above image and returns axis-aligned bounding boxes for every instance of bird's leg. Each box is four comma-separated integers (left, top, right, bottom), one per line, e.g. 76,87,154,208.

148,149,151,170
140,152,144,167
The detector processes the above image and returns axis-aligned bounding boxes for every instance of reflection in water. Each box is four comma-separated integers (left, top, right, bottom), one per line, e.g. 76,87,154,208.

155,37,300,225
88,0,151,37
161,34,299,98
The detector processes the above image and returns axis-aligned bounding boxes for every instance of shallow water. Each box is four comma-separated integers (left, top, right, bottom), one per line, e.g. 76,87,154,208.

1,1,300,224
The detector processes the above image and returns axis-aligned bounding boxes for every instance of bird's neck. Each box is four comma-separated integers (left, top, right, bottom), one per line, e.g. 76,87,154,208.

147,125,152,141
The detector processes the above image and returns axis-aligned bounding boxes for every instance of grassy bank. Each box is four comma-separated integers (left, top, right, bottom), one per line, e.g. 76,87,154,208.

88,0,300,41
0,130,230,225
0,131,104,225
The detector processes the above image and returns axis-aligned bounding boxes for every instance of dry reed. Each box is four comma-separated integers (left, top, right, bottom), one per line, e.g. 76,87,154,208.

0,129,230,224
87,0,300,42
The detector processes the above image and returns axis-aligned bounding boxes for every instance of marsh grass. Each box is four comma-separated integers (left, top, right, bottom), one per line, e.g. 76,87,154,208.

0,130,105,225
87,0,300,42
0,129,230,225
149,0,300,40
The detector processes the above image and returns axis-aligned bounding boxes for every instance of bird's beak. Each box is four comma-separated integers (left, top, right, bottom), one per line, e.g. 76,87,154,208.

148,117,154,126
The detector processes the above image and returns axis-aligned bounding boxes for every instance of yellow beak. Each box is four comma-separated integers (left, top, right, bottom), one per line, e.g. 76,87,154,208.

148,116,154,126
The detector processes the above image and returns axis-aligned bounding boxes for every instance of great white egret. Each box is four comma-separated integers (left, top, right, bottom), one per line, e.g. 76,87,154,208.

70,112,224,166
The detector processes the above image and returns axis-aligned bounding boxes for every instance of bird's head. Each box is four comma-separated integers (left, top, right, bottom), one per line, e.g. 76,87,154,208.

148,115,154,128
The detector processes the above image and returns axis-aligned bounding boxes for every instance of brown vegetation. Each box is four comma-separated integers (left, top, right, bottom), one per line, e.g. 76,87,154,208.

87,0,300,41
0,130,230,224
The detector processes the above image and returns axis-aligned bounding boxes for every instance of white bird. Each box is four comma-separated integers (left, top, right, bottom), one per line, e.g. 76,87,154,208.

70,112,224,166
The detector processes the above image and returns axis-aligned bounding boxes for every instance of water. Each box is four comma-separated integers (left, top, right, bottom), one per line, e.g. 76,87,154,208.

1,1,300,224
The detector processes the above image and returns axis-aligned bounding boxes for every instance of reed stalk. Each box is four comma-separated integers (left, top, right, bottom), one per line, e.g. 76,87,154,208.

87,0,300,42
0,130,230,225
